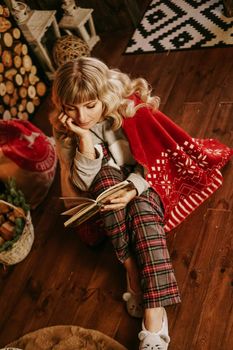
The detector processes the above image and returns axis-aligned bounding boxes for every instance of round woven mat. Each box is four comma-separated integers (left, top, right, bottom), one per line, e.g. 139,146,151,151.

53,35,90,67
6,325,127,350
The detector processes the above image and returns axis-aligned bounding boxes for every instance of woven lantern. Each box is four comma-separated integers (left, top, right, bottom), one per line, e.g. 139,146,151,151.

53,35,90,68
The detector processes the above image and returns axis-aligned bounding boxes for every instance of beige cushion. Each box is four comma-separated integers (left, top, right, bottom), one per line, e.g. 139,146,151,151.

7,325,127,350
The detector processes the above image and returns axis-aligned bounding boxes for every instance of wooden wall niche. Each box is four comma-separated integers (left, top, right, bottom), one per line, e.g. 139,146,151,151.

0,1,47,120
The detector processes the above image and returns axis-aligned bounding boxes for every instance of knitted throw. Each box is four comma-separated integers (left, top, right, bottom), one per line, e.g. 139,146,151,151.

122,97,232,232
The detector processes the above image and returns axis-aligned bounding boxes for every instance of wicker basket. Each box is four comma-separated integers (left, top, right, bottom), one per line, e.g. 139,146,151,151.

0,200,34,265
0,348,22,350
53,35,90,68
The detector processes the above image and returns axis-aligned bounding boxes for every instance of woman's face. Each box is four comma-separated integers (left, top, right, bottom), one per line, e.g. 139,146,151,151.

62,99,103,129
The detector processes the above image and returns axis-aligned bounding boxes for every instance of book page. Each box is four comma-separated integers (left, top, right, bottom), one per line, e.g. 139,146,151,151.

70,206,100,227
96,180,129,203
61,202,96,216
60,196,95,204
64,202,98,227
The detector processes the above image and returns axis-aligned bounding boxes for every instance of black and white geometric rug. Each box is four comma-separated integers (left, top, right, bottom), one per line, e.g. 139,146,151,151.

125,0,233,54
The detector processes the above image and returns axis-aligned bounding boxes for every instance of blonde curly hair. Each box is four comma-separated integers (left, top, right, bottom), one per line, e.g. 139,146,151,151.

51,57,160,130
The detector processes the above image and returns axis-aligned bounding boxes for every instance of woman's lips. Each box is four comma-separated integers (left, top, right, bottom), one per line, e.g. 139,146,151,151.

75,121,91,127
79,122,90,127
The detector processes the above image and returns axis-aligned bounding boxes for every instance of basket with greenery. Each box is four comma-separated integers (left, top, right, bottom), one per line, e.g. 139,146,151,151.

0,178,34,265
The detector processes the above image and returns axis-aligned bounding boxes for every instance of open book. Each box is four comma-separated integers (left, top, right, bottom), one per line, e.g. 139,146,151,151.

61,180,130,227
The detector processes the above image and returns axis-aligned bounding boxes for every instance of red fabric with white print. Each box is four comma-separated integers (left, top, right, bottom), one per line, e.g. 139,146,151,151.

0,120,56,172
0,119,57,208
122,96,233,232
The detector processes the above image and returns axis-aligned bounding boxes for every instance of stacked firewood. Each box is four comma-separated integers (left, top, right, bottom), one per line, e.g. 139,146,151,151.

0,4,47,120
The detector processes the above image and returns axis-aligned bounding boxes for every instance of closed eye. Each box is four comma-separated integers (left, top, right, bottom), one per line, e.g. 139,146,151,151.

86,103,96,109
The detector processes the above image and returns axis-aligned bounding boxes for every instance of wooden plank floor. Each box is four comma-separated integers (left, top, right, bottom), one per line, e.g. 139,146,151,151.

1,18,233,350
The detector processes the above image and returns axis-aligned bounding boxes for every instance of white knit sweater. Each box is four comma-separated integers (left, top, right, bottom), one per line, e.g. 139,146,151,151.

71,119,149,195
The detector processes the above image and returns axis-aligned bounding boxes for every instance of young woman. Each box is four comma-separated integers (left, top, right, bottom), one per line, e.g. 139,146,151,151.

51,57,232,350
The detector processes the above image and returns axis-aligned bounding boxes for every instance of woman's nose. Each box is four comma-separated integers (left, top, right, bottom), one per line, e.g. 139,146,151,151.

76,108,87,123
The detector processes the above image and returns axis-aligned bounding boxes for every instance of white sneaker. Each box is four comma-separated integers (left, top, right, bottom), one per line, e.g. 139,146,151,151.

138,307,170,350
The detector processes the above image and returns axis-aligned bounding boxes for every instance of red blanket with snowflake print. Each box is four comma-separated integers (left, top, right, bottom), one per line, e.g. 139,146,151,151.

122,97,232,232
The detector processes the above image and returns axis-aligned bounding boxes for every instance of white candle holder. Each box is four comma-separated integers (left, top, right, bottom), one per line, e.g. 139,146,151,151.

62,0,78,16
10,0,30,24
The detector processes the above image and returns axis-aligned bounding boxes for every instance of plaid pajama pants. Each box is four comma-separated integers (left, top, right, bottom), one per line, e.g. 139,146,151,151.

89,146,181,308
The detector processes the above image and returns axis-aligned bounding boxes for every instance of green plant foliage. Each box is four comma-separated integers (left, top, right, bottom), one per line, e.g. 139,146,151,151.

0,178,30,252
0,178,30,213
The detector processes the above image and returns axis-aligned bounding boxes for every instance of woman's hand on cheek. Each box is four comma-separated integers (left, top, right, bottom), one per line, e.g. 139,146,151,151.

58,113,90,138
66,118,91,138
100,187,137,212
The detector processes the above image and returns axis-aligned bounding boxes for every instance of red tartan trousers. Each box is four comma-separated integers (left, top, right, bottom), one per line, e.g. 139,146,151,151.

90,163,181,308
